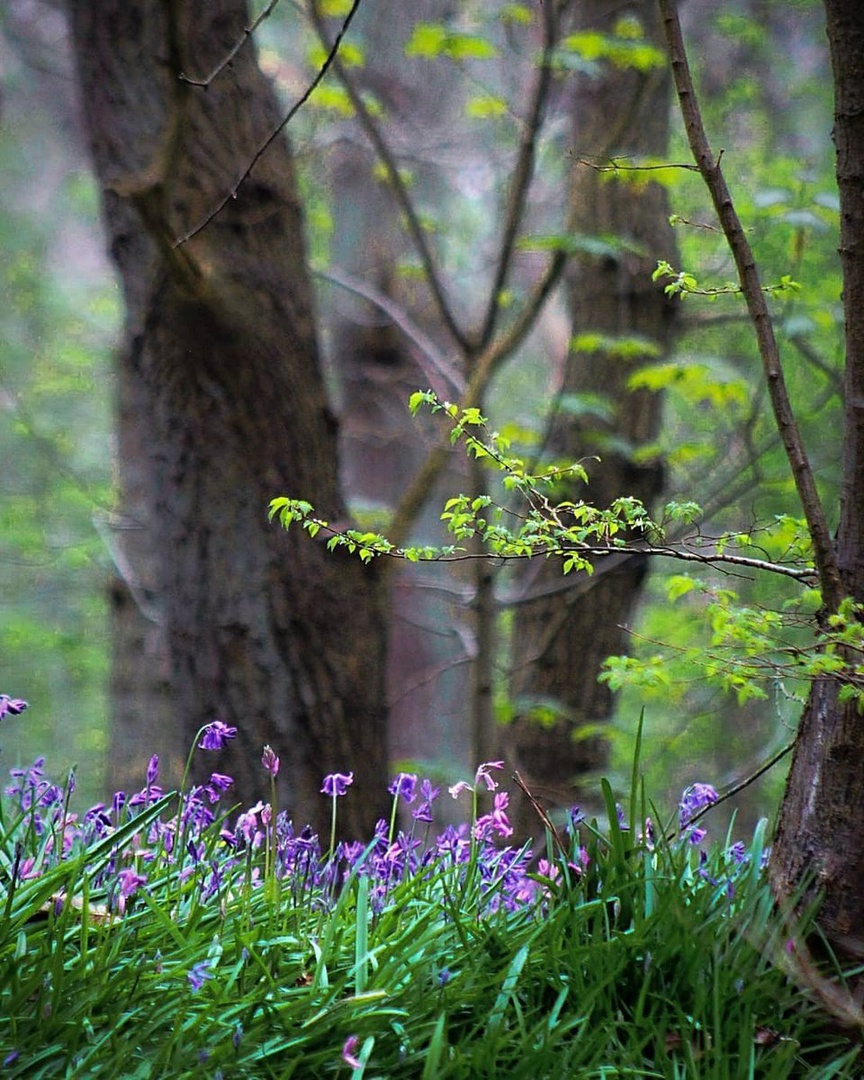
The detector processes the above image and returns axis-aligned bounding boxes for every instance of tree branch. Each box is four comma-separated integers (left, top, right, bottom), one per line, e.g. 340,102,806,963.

385,249,568,552
314,265,465,396
476,0,558,350
658,0,843,612
174,0,363,247
308,0,471,353
178,0,281,87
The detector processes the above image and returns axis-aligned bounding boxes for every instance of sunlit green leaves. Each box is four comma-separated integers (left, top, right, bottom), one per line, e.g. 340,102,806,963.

500,3,533,25
627,359,748,410
555,19,665,75
571,333,662,362
465,94,508,120
405,23,499,62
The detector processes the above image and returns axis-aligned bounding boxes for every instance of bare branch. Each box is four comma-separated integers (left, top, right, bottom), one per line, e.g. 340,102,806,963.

314,265,465,396
658,0,843,612
179,0,281,87
476,0,559,350
174,0,363,247
307,0,471,353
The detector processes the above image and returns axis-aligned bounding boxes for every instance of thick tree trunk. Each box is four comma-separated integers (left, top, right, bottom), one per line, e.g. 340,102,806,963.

769,0,864,958
505,0,679,828
68,0,388,837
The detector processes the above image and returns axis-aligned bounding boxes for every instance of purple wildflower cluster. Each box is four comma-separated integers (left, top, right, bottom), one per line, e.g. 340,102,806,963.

0,702,733,936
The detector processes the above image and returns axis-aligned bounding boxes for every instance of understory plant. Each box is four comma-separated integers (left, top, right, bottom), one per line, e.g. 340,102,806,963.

0,695,859,1079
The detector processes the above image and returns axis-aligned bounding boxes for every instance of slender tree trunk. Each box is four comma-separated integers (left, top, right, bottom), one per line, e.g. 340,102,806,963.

68,0,388,837
505,0,680,829
769,0,864,960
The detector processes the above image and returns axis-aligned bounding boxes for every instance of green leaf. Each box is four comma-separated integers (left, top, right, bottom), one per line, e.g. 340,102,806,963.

405,23,498,61
465,94,507,119
318,0,353,13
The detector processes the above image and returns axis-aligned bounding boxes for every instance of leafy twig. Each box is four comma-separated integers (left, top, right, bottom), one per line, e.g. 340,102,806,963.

658,0,843,612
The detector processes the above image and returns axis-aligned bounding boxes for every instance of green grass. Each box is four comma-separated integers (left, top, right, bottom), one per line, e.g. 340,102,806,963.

0,738,860,1078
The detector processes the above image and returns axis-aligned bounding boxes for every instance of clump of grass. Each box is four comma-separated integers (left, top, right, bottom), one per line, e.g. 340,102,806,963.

0,695,859,1078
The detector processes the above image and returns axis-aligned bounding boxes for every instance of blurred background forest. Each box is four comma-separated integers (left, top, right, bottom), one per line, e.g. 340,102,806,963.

0,0,841,831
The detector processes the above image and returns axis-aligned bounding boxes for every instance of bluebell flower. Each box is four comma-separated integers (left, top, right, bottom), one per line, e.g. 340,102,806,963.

0,695,28,720
187,960,213,992
198,721,238,751
321,771,353,797
388,772,418,803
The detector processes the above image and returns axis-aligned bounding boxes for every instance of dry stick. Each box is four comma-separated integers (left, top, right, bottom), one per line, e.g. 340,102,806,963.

658,0,843,614
174,0,364,247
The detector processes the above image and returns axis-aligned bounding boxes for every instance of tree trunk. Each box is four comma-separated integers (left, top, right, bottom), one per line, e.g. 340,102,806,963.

68,0,388,837
505,0,680,829
769,0,864,959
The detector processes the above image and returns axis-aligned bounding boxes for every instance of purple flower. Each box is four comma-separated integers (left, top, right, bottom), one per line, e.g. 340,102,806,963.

473,791,514,840
0,695,28,720
115,867,147,913
198,721,238,751
262,745,280,777
342,1035,362,1069
678,782,719,832
321,772,353,797
146,755,159,786
205,773,234,803
388,772,417,803
475,761,504,791
188,960,214,992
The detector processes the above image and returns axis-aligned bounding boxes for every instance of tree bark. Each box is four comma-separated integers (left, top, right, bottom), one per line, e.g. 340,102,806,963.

68,0,388,837
769,0,864,959
505,0,680,828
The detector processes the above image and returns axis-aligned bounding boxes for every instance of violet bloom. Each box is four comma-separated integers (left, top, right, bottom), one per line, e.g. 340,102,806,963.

678,782,719,831
388,772,417,803
188,960,213,992
475,761,504,790
0,695,28,721
341,1035,362,1069
198,721,238,751
205,773,234,803
115,867,147,914
146,755,159,786
262,745,280,777
321,772,353,797
473,791,514,840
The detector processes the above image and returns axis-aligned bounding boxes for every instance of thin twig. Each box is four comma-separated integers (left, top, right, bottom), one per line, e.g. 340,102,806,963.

512,772,569,859
577,156,699,174
179,0,281,87
476,0,558,350
174,0,363,247
307,0,470,353
671,740,795,841
314,265,465,396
